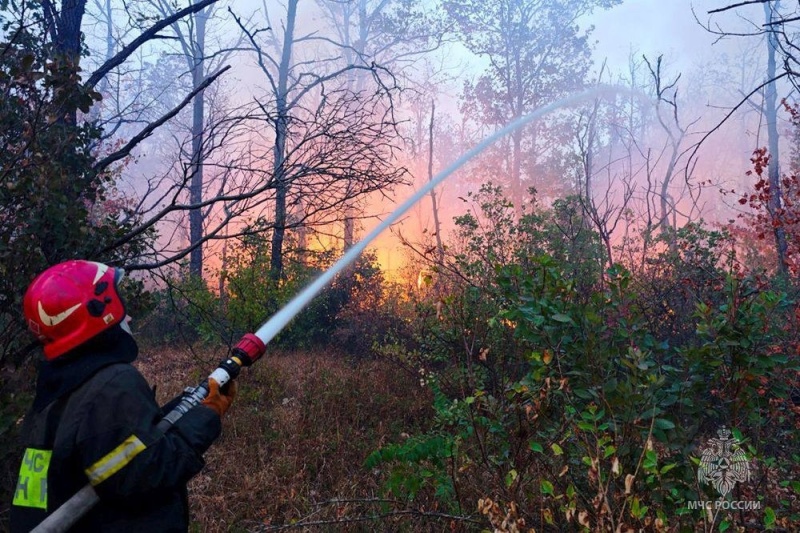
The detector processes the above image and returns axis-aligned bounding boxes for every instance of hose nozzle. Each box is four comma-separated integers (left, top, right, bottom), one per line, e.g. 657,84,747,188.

231,333,266,366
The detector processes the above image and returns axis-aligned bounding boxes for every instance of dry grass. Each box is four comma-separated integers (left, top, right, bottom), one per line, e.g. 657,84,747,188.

136,346,438,532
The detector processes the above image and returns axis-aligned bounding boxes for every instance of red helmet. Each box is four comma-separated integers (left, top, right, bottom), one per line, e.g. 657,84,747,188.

23,260,126,360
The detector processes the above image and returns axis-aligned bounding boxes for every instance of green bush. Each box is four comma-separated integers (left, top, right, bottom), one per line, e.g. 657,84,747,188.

137,229,393,354
368,188,800,531
0,8,153,366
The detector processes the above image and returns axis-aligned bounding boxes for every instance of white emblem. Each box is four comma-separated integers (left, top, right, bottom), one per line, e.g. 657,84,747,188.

698,427,750,497
89,262,109,284
38,301,81,327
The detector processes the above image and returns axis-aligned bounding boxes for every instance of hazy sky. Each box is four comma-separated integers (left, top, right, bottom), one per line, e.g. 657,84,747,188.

591,0,719,73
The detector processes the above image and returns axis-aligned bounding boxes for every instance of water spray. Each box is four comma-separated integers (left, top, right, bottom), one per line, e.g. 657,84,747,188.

32,85,631,532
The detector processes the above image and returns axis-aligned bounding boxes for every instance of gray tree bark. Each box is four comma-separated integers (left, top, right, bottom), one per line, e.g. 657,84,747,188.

188,5,208,278
270,0,298,280
428,101,444,263
764,2,789,275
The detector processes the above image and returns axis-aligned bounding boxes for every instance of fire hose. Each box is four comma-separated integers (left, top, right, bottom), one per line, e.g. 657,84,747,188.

31,86,624,532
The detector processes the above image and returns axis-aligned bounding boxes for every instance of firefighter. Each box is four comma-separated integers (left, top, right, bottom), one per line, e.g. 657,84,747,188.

9,260,257,532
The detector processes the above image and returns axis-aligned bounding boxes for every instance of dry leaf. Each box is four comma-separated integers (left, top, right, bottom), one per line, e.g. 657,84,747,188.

625,474,635,495
479,347,489,361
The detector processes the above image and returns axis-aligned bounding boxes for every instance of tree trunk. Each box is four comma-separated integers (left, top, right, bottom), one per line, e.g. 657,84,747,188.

270,0,298,280
219,232,228,309
188,4,208,278
295,200,308,253
57,0,86,58
343,218,355,249
511,129,523,218
340,0,369,250
88,0,113,124
582,98,600,205
428,101,444,263
42,0,86,123
659,153,677,232
764,2,789,275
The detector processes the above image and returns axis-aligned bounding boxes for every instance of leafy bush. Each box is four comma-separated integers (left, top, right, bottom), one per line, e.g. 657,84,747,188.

369,187,800,531
0,5,153,366
137,229,394,354
626,222,737,346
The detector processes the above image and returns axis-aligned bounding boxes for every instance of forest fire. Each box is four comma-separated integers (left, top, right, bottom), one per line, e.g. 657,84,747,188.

1,0,800,531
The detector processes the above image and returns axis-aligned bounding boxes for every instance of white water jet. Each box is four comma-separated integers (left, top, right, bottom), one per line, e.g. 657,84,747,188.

256,85,642,345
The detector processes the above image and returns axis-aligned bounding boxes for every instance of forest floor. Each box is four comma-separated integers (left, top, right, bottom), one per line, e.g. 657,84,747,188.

136,346,445,532
0,347,454,533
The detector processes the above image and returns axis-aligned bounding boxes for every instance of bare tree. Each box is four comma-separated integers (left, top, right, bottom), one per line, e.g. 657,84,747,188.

233,0,408,279
39,0,221,119
574,65,635,272
427,101,445,263
315,0,447,248
643,56,693,235
763,2,790,274
702,0,797,274
130,0,246,278
0,0,242,363
573,53,706,273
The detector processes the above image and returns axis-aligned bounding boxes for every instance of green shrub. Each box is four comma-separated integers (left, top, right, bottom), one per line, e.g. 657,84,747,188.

137,229,393,354
368,187,800,531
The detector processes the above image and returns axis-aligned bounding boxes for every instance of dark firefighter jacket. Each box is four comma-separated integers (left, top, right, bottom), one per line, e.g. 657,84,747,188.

10,326,221,532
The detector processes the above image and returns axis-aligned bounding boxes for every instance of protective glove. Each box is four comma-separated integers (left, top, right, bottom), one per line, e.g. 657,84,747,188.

201,378,237,417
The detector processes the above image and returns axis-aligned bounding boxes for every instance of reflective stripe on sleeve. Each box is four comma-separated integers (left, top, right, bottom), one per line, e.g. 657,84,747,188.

84,435,146,486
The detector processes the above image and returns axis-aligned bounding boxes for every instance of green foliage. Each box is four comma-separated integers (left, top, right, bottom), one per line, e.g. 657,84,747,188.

0,4,152,365
689,278,799,441
388,184,606,394
365,433,456,502
445,0,621,197
138,274,222,347
370,187,800,530
225,251,340,349
629,222,737,345
139,227,391,353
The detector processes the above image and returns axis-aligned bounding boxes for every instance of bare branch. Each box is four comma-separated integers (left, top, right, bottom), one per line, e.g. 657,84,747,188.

94,65,231,173
85,0,219,89
708,1,770,15
766,15,800,26
683,71,790,177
